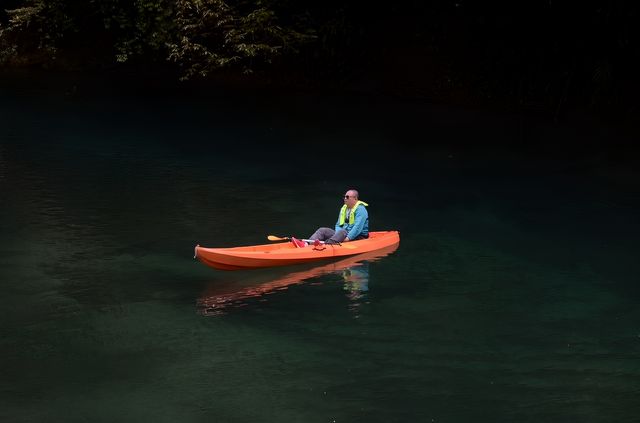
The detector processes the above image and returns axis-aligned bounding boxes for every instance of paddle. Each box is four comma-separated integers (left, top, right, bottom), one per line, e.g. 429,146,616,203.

267,235,290,241
267,235,325,244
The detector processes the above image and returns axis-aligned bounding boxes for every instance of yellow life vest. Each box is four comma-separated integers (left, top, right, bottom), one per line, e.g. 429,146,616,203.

339,201,368,226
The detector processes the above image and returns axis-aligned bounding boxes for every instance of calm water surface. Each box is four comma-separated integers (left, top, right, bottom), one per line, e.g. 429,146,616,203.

1,73,639,422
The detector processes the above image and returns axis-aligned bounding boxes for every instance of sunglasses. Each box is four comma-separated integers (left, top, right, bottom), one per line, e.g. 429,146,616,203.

343,195,352,199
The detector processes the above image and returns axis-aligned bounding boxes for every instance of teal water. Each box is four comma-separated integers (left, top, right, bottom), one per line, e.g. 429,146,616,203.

1,72,639,422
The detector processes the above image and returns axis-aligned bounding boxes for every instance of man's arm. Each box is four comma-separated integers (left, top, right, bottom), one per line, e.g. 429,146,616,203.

346,206,368,240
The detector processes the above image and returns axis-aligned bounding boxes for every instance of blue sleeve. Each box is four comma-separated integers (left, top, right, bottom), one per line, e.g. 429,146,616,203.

347,206,368,239
335,212,342,232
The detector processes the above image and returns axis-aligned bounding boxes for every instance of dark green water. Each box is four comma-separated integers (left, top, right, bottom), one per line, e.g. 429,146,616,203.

1,72,639,422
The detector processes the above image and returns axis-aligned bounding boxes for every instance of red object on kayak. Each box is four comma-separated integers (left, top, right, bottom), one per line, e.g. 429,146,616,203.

194,230,400,270
291,237,306,248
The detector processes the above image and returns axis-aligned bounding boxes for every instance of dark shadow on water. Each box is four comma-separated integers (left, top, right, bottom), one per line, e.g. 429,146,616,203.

196,244,398,316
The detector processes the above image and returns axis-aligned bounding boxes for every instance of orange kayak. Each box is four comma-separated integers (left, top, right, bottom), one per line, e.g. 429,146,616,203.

194,230,400,270
198,243,399,314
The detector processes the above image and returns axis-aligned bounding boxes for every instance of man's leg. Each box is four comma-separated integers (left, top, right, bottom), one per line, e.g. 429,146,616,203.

309,227,335,241
326,229,348,243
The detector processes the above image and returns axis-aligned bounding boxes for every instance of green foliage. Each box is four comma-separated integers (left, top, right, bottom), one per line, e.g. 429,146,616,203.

95,0,177,63
1,0,635,116
167,0,314,79
0,0,314,74
0,0,72,64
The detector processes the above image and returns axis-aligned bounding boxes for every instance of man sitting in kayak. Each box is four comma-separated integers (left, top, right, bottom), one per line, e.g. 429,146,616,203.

302,189,369,246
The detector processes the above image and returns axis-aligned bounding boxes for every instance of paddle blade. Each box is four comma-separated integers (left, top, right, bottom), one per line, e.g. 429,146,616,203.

267,235,289,241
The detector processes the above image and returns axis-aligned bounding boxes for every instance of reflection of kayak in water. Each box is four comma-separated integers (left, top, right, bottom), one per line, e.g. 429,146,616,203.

197,244,399,315
194,231,399,270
